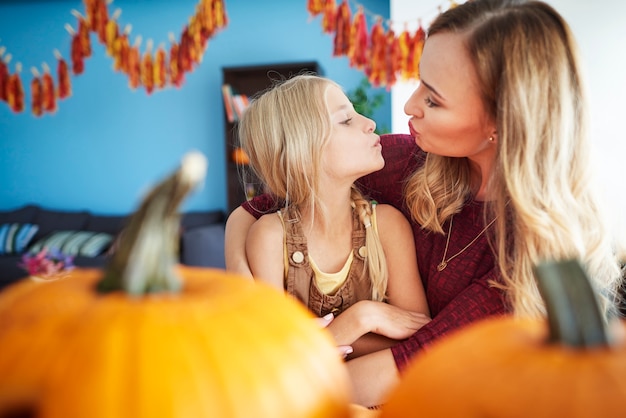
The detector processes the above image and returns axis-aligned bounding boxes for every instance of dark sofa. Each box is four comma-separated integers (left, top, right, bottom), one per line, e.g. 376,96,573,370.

0,204,226,290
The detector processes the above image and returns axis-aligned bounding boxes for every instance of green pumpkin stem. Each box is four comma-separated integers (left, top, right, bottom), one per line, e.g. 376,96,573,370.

533,259,609,347
97,152,208,295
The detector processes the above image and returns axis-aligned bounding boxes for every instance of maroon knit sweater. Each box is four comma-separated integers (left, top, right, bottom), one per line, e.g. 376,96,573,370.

241,133,506,371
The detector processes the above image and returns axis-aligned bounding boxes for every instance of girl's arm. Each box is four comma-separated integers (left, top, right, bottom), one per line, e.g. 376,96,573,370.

224,206,256,277
327,204,430,356
244,213,285,291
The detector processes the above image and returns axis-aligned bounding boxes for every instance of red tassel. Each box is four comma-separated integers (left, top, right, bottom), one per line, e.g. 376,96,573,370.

41,63,57,113
0,51,10,102
322,0,337,34
54,49,72,99
409,25,425,80
385,28,400,89
30,68,43,117
333,0,352,57
168,33,184,88
7,63,24,113
95,0,109,43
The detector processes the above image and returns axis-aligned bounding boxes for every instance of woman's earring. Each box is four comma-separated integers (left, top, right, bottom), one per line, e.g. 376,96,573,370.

488,136,495,142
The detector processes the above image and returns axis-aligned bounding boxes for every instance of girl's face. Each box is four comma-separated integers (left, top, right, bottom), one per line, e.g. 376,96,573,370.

322,85,383,184
404,32,496,160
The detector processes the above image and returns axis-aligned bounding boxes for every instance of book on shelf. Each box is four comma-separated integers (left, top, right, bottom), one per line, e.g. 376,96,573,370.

221,84,249,123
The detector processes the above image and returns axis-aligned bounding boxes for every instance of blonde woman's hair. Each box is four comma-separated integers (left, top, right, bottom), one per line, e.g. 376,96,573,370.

405,0,622,317
239,74,388,301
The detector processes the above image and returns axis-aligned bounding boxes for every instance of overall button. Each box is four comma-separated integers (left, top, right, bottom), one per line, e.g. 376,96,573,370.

358,246,367,258
292,251,305,263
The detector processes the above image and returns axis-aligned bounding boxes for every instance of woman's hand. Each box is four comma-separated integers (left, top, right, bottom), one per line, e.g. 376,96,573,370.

327,300,431,346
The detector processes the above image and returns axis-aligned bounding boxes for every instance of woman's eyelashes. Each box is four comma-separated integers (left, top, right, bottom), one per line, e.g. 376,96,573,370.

424,97,438,108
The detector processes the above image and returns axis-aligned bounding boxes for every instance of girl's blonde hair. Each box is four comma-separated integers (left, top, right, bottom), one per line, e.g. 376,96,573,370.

239,74,388,301
405,0,622,317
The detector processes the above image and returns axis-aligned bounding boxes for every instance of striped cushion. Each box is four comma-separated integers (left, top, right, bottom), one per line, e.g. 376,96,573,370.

29,231,113,257
0,223,39,255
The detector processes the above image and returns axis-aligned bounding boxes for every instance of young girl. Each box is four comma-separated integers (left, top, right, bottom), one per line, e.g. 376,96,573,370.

239,74,430,357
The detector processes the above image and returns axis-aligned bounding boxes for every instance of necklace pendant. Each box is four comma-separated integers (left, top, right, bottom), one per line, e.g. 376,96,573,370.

437,261,447,272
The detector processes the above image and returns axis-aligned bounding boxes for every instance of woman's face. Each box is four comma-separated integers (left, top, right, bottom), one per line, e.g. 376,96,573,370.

404,32,496,159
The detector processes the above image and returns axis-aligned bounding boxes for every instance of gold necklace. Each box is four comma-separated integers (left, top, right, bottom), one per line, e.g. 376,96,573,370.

437,215,497,272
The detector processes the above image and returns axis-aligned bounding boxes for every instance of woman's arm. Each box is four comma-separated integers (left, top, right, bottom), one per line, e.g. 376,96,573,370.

224,206,256,277
346,348,399,408
376,204,429,315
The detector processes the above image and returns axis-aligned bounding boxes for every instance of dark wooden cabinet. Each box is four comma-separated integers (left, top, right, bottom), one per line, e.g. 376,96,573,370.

222,61,322,214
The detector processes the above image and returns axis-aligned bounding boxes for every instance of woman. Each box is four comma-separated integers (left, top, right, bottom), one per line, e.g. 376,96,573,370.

226,0,623,407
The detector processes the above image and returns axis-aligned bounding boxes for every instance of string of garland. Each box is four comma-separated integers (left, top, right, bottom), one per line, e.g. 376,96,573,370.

0,0,228,116
307,0,458,89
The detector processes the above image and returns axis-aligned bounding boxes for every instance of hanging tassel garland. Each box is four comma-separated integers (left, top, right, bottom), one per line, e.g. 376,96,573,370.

1,0,229,115
309,0,458,88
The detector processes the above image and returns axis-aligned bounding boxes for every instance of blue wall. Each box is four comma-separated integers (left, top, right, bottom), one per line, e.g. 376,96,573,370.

0,0,390,214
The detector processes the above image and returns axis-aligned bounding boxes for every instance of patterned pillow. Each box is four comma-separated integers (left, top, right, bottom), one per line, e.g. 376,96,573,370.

0,223,39,255
29,231,114,257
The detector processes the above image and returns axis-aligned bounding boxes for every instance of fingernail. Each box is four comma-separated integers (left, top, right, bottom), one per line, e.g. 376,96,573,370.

323,313,334,321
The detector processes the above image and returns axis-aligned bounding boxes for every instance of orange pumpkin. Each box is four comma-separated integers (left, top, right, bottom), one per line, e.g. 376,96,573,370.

381,260,626,418
0,152,352,418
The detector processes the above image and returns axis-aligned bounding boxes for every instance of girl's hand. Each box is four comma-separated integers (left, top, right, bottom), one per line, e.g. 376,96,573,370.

327,300,432,346
317,313,354,358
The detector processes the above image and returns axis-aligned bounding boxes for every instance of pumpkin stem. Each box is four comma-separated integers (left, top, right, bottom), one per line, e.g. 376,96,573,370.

533,259,609,348
97,152,208,295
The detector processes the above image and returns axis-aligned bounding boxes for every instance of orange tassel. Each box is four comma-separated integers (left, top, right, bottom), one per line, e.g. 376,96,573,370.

154,43,167,90
95,0,109,43
367,17,386,87
398,27,412,80
41,63,56,113
307,0,325,16
105,8,121,56
140,39,155,94
0,50,10,102
112,24,131,73
30,68,43,117
54,49,72,99
333,0,352,57
348,6,368,70
128,36,142,90
198,0,215,40
83,0,97,31
7,63,24,113
213,0,228,29
322,0,337,34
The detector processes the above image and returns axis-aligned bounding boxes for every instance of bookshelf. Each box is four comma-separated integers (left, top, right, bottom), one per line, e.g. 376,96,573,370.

222,61,322,213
